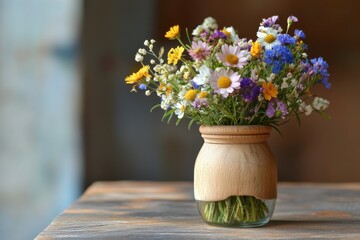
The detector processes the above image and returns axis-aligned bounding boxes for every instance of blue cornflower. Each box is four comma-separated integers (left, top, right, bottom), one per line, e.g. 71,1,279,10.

191,80,201,89
264,45,294,74
138,84,147,90
240,78,261,102
278,34,296,45
294,29,306,39
310,57,331,88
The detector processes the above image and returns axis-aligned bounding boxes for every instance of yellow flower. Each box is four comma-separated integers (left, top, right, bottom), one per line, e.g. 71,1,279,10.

165,25,180,40
159,83,172,96
262,82,278,101
221,28,231,38
125,65,151,84
167,46,184,65
184,89,198,101
250,42,262,58
198,91,208,99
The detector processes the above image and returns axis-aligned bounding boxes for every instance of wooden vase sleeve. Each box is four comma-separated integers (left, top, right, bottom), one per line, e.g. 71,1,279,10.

194,125,277,202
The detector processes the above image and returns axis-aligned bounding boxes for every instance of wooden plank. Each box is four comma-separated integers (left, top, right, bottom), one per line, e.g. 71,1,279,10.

36,181,360,239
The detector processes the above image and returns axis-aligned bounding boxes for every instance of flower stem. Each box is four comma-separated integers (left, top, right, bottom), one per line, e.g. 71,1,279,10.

200,195,270,225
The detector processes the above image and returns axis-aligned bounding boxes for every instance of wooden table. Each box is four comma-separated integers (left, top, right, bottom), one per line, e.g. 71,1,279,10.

36,181,360,239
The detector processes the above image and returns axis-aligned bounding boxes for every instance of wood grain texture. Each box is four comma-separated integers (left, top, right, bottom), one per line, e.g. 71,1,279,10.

195,125,277,201
36,181,360,240
199,125,272,144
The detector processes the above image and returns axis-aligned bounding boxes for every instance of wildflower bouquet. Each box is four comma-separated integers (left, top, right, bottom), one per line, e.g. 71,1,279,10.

125,16,330,130
125,16,330,226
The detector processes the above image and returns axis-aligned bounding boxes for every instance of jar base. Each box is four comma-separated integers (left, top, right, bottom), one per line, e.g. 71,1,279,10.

196,196,276,227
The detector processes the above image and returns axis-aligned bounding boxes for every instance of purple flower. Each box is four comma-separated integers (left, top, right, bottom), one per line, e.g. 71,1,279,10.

188,41,211,61
200,31,208,39
261,16,280,29
264,45,294,74
192,98,209,108
278,34,296,45
287,16,298,23
240,78,261,102
276,100,288,118
266,100,288,118
211,30,227,40
266,101,275,118
294,29,305,39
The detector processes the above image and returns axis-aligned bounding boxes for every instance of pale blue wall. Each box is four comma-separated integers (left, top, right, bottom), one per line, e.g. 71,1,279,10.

0,0,82,239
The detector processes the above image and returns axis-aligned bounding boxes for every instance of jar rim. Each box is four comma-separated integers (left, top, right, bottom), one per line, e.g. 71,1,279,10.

199,125,272,144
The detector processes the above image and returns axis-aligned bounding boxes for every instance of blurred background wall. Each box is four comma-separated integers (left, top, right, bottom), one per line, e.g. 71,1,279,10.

1,0,360,239
0,0,82,239
84,0,360,184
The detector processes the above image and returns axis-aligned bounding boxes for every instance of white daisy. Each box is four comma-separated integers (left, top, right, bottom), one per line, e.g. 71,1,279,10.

216,44,249,69
223,26,240,43
175,101,187,119
192,65,211,86
256,27,280,50
209,69,241,98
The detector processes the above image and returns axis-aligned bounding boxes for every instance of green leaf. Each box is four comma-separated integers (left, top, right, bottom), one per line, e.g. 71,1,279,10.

150,104,161,112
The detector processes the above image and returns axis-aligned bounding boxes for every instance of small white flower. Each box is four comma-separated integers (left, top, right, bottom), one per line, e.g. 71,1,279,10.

192,25,204,36
312,97,329,111
224,26,240,43
135,53,144,62
192,61,202,70
145,90,151,96
180,65,187,73
203,17,218,30
299,102,313,116
150,39,156,44
266,73,276,82
183,71,191,80
302,53,308,58
304,105,313,115
138,48,147,55
160,97,171,109
290,79,297,87
250,69,258,81
192,65,211,86
144,40,149,46
258,78,266,84
150,59,155,64
238,38,251,49
281,81,288,89
149,44,153,50
175,101,187,119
